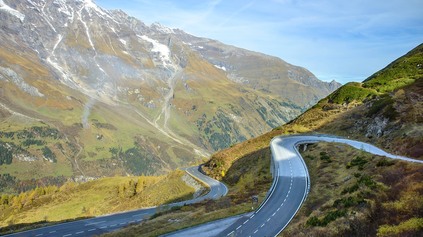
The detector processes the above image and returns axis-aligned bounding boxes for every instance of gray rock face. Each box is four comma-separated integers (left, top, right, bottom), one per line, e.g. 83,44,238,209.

366,116,389,138
0,66,44,97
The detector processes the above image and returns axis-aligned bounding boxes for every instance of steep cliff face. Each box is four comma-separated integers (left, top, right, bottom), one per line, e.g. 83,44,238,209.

0,0,340,182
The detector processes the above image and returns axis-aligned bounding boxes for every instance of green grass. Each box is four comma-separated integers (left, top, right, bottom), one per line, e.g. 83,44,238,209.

363,43,423,93
377,217,423,236
328,82,378,104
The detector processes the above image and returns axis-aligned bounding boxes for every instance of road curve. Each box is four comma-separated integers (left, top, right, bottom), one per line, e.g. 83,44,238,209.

216,134,423,237
3,166,227,237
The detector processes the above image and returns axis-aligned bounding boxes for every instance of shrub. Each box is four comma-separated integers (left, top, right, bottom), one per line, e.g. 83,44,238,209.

346,156,368,170
306,210,347,227
376,158,395,167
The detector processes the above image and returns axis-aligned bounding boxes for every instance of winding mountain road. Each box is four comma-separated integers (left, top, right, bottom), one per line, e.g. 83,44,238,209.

4,135,422,237
216,135,423,237
3,166,227,237
172,134,423,237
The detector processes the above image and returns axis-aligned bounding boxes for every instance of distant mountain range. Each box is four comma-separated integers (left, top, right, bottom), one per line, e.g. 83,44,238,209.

0,0,340,185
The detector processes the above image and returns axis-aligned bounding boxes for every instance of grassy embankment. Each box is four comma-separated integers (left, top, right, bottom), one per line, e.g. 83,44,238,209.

0,170,195,235
283,142,423,236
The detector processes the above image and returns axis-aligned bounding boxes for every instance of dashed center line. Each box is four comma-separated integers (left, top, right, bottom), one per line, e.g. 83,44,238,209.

254,229,258,234
84,221,106,226
36,234,43,237
243,219,249,224
236,225,242,230
88,229,96,232
76,231,84,234
63,234,72,237
261,223,265,228
49,231,57,234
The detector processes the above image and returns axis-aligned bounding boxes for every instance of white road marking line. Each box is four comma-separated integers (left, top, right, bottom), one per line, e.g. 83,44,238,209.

236,225,242,230
76,231,84,234
267,218,271,222
110,224,117,227
85,221,106,226
227,231,235,236
272,212,276,217
36,234,43,237
129,221,135,224
261,223,265,228
243,219,249,224
88,229,96,232
49,231,57,234
250,214,255,219
100,226,107,229
120,222,126,225
63,234,72,237
254,229,258,234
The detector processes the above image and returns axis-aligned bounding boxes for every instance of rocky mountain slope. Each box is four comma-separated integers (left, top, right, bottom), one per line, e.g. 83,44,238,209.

0,0,339,187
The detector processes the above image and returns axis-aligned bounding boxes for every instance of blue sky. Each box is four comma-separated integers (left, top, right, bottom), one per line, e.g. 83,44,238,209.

96,0,423,84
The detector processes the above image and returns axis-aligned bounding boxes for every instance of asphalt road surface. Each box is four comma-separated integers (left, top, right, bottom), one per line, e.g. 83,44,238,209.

3,166,227,237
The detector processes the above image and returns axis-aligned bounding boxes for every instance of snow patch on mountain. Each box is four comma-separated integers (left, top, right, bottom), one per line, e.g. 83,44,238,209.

79,0,108,16
214,65,227,71
0,0,25,21
138,35,174,69
119,39,127,46
0,67,44,97
79,0,119,24
54,0,72,17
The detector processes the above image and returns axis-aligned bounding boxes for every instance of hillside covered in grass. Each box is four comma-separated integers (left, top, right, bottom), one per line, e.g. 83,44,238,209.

0,170,197,235
284,143,422,236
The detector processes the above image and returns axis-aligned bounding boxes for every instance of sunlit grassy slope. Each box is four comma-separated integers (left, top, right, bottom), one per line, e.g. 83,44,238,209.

0,170,194,230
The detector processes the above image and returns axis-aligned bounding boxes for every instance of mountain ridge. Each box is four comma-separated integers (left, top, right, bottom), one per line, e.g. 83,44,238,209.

0,0,339,187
